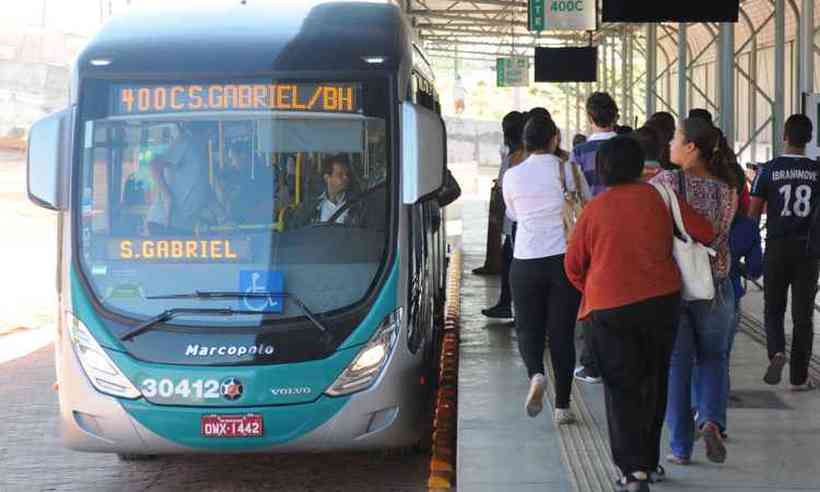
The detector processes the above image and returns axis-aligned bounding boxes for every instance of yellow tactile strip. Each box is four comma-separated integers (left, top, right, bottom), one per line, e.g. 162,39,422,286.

543,343,620,492
427,249,462,491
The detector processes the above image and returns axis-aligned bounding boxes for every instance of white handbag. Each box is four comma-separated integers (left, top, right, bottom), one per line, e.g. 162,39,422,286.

652,182,717,301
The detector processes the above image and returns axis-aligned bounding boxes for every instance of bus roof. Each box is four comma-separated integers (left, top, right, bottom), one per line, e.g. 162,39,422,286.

76,1,409,79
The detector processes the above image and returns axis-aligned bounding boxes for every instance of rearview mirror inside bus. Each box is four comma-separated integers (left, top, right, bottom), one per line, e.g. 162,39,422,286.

402,102,444,204
27,110,67,210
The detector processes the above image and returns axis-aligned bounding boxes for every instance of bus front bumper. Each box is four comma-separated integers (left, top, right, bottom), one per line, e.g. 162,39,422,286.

57,336,425,453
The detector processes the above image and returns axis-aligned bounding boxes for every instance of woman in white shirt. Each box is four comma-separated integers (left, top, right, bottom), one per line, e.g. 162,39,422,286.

503,114,591,424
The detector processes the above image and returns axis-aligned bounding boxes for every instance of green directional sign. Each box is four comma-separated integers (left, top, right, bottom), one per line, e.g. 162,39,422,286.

528,0,597,32
529,0,546,31
496,57,530,88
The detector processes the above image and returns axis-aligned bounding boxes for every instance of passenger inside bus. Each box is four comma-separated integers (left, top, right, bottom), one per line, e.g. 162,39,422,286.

215,143,275,225
145,124,226,235
291,153,367,227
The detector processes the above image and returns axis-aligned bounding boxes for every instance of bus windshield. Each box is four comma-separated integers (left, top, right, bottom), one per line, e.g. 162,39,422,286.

76,80,391,323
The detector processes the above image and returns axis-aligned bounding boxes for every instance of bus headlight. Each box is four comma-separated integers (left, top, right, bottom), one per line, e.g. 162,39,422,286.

325,309,402,397
66,312,140,399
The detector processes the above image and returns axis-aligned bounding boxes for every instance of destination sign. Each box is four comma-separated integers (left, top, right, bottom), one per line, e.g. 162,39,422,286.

112,83,361,115
110,239,251,262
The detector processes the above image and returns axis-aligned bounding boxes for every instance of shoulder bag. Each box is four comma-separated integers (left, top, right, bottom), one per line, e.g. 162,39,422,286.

558,160,587,242
653,181,717,301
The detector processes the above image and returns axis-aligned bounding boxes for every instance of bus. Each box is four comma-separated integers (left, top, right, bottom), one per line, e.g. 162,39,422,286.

26,0,453,457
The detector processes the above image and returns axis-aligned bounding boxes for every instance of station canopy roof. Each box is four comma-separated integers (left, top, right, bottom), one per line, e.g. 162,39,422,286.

407,0,819,65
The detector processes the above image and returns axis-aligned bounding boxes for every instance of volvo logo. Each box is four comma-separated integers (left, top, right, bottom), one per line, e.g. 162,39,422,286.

220,377,244,401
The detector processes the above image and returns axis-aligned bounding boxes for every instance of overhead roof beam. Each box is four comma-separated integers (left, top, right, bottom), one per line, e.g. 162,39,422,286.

426,47,517,57
423,38,570,48
423,35,582,44
415,18,528,27
417,24,530,34
425,0,527,6
409,8,525,15
409,11,526,25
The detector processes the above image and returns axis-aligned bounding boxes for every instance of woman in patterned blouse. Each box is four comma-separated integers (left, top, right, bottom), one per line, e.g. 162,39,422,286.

650,117,738,468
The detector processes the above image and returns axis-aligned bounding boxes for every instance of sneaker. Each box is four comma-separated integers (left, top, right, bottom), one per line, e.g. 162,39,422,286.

481,304,512,319
665,454,690,466
789,378,817,391
702,422,727,463
648,465,665,483
525,374,546,417
553,407,576,425
763,353,787,385
614,472,650,492
574,366,602,384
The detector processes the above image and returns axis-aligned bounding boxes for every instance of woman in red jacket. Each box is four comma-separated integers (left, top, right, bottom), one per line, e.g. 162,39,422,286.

564,137,715,492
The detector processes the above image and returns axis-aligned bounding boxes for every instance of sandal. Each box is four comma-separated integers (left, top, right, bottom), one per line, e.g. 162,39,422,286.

702,422,727,463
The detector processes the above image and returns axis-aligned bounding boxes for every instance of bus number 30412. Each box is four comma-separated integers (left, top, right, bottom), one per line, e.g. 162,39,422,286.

141,378,221,399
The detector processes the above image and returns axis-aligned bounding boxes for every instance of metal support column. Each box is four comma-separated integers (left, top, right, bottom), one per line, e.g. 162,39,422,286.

800,0,815,98
575,82,581,133
602,40,608,92
611,35,618,103
565,88,571,137
775,0,786,156
621,28,631,125
678,23,688,118
719,23,735,145
631,34,635,124
751,39,758,162
646,24,658,116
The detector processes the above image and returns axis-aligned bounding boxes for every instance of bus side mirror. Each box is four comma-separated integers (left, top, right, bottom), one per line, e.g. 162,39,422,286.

27,110,68,211
401,102,444,204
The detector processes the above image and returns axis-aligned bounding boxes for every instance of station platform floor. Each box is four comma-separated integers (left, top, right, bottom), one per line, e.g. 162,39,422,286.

452,196,820,492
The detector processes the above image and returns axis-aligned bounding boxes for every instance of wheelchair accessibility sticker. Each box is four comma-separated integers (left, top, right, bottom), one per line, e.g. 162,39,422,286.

239,271,284,313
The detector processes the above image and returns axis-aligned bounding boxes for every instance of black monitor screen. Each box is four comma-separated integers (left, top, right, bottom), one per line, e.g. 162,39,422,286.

534,47,597,83
602,1,740,22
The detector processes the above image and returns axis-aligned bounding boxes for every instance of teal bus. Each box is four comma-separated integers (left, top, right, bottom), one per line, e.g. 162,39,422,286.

26,0,453,457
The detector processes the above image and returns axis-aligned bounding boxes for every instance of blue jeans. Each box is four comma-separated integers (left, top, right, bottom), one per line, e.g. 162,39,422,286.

667,278,735,459
691,299,740,433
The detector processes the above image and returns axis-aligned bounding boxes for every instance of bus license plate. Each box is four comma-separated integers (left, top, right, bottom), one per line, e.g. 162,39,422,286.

201,414,264,438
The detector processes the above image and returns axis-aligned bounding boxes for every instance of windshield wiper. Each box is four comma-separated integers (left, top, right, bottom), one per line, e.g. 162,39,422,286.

120,307,245,341
121,291,332,344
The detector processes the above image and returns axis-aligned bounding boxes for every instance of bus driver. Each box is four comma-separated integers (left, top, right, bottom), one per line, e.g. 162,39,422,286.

294,154,366,227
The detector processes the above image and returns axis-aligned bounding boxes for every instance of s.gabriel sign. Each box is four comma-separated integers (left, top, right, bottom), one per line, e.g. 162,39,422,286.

528,0,597,32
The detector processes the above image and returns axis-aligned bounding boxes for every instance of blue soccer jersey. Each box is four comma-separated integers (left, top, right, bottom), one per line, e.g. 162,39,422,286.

751,155,820,240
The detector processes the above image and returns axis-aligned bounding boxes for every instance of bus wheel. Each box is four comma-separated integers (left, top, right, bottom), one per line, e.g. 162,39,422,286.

117,453,158,462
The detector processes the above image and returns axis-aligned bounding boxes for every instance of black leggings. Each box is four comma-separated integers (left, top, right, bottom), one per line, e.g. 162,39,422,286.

510,255,581,409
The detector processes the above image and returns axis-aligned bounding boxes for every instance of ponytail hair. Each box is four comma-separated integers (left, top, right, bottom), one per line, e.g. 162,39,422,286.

682,117,738,189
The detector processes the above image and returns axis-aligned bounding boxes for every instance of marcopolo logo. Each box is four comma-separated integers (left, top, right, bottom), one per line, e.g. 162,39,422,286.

185,344,275,358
